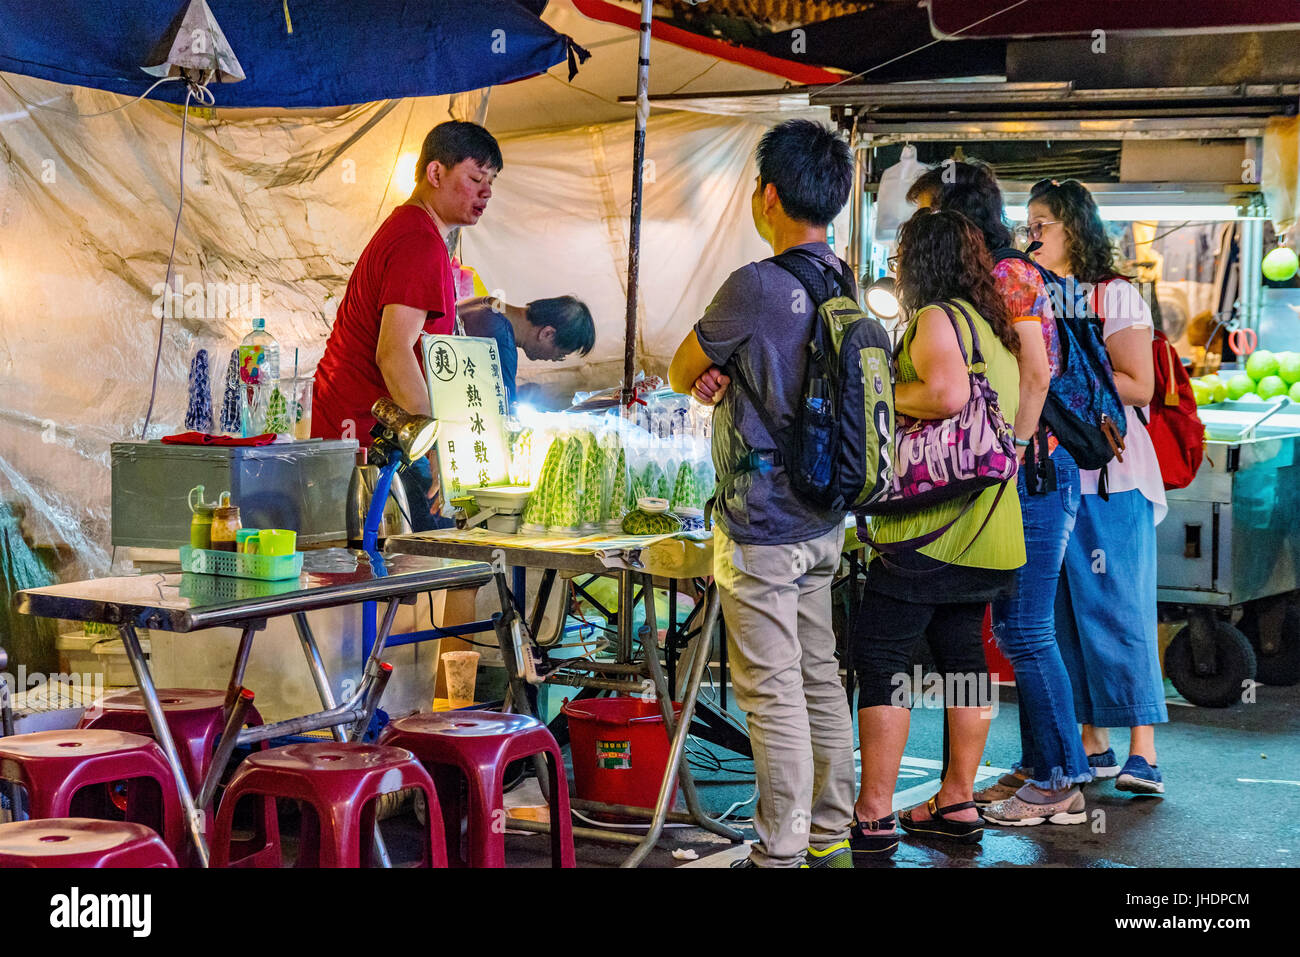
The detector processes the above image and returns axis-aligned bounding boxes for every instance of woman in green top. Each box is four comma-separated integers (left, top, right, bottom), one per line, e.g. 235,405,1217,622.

850,208,1026,857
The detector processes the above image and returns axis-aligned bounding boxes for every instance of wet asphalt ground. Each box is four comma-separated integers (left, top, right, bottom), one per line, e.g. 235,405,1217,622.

481,677,1298,868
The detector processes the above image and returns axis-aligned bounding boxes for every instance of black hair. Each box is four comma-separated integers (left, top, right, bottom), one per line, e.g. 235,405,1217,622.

755,119,853,226
906,159,1014,252
1027,178,1122,284
415,121,503,183
526,296,595,357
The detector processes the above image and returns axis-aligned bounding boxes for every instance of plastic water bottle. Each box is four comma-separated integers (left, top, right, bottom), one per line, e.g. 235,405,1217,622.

802,378,834,491
238,317,280,436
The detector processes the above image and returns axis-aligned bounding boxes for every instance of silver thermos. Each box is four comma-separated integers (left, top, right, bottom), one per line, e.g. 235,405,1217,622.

345,448,412,548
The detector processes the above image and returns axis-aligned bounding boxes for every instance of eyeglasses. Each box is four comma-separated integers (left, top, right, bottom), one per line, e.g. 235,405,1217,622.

1015,220,1060,242
886,254,899,273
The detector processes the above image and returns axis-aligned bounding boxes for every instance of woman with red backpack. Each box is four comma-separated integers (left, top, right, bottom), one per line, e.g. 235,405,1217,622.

1021,179,1169,797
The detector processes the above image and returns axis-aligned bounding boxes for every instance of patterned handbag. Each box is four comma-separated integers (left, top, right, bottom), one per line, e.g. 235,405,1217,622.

859,300,1018,535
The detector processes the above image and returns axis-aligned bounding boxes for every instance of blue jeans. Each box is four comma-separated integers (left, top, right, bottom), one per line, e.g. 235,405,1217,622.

399,455,454,532
1056,489,1169,728
991,447,1094,790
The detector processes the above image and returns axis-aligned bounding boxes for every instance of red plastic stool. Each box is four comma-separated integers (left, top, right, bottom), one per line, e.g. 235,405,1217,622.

78,687,275,866
0,730,184,853
0,818,177,868
211,742,447,868
379,710,575,868
79,688,265,791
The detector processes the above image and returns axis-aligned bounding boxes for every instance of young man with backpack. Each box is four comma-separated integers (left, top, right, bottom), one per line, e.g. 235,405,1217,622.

669,119,872,868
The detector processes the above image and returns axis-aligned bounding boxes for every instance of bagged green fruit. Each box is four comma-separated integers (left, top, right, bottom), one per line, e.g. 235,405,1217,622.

694,460,716,508
522,437,565,527
670,461,698,512
581,442,608,528
605,447,630,530
547,438,585,530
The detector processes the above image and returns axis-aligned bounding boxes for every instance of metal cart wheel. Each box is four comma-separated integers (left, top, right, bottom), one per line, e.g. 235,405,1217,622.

1165,614,1258,708
1238,597,1300,687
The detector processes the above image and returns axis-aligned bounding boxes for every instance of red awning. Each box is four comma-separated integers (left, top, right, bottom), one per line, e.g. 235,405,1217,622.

571,0,843,84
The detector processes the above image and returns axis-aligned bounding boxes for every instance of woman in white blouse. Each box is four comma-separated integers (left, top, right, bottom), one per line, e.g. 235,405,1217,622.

1024,179,1169,796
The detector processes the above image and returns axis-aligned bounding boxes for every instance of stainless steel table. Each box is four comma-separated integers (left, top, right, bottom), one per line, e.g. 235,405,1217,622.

15,548,494,867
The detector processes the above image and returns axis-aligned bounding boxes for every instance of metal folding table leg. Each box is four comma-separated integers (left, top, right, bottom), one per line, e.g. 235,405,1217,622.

223,624,257,720
623,583,740,868
118,623,209,867
293,612,348,743
637,576,743,847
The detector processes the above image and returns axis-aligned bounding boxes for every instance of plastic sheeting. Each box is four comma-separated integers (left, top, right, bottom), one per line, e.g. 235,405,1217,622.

0,73,469,574
0,66,841,574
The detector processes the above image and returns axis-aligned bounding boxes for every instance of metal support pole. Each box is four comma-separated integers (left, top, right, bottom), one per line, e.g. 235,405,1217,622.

620,0,654,403
197,688,253,809
848,117,866,295
118,623,209,867
351,662,393,742
1239,217,1265,332
366,598,402,669
223,624,257,720
617,568,635,662
639,576,742,845
293,611,347,742
623,585,737,867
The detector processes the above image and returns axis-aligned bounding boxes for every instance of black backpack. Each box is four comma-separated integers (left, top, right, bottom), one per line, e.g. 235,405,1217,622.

994,249,1128,490
714,248,895,515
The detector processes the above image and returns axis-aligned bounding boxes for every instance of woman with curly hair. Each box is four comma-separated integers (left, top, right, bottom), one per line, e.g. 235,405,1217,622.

909,160,1096,828
1025,179,1168,796
850,207,1025,857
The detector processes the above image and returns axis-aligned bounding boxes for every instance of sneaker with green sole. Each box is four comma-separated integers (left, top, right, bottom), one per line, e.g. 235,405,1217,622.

803,839,854,868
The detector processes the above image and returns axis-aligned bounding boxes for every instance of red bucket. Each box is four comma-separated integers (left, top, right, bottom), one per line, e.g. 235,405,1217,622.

562,696,681,816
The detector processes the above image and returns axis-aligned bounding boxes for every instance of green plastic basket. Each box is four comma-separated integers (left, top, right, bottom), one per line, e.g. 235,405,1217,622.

179,545,304,581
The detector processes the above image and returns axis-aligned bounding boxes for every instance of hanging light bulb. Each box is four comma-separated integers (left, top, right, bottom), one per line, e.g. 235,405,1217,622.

866,276,900,320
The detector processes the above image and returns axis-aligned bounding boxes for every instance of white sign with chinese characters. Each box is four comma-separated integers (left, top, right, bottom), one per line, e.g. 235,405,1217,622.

422,334,511,502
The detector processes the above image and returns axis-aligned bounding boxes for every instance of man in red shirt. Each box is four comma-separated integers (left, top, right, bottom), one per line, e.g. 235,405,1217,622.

313,120,501,527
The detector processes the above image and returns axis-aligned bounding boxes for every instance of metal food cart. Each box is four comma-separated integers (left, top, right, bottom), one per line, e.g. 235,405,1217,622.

1156,399,1300,705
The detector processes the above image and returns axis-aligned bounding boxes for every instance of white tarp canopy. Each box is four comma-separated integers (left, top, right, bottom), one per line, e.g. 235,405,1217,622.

0,0,841,571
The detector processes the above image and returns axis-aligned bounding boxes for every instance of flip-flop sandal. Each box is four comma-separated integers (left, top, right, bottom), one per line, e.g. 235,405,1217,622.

899,796,984,844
